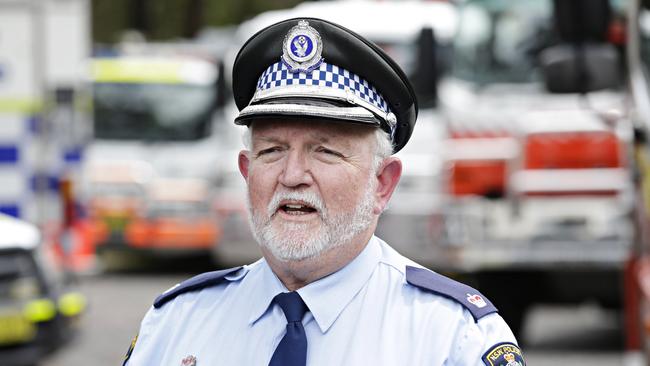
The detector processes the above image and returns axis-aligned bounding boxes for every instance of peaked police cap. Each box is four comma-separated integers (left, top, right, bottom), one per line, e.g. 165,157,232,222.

232,17,418,153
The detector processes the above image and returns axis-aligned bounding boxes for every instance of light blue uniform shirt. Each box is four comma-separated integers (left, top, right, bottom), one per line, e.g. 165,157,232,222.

126,236,519,365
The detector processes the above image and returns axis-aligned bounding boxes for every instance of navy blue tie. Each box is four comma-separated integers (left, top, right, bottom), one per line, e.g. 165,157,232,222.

269,292,309,366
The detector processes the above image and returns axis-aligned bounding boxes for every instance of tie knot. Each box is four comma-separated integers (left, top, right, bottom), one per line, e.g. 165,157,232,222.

274,292,308,323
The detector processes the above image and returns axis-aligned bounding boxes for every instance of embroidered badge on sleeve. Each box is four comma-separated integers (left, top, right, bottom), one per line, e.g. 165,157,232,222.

181,355,197,366
482,342,525,366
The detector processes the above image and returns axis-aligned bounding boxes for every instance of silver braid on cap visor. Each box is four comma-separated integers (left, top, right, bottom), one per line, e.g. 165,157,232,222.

237,104,380,125
238,60,397,137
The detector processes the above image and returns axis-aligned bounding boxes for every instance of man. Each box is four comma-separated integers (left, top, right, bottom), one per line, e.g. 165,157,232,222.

123,18,525,366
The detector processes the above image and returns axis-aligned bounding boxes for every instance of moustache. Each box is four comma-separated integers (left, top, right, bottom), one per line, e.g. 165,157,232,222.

267,190,327,218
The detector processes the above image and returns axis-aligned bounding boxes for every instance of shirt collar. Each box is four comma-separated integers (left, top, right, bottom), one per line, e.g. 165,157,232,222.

298,236,382,333
247,236,382,332
248,259,290,326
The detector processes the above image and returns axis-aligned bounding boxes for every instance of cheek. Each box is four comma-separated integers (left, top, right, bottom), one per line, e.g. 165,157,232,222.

317,168,371,209
247,167,277,209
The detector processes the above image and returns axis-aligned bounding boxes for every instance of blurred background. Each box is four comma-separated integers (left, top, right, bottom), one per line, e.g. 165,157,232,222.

3,0,650,365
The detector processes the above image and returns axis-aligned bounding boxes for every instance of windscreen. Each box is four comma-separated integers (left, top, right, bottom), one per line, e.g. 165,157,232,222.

451,0,554,85
93,83,216,141
0,251,43,304
452,0,626,86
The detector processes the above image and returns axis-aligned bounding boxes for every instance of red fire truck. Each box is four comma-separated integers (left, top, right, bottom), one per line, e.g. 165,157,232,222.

434,0,631,336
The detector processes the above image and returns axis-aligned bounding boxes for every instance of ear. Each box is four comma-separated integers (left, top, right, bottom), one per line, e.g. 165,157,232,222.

238,150,250,180
373,157,402,215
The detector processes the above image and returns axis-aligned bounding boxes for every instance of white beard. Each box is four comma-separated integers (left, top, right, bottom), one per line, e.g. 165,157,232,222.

247,177,376,262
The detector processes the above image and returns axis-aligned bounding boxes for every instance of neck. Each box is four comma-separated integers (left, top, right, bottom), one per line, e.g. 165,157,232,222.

264,229,375,291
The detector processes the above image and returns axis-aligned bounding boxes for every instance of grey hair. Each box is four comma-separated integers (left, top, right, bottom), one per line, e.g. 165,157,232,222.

242,126,393,173
372,128,393,171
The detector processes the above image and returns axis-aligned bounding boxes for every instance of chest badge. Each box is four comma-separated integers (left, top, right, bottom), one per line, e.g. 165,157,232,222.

282,20,323,73
466,293,487,308
181,355,197,366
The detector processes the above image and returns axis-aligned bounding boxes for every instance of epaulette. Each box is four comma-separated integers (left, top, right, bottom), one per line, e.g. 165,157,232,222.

405,266,497,321
153,266,243,309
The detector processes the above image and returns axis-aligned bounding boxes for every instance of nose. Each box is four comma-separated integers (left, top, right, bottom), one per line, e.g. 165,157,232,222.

278,148,313,188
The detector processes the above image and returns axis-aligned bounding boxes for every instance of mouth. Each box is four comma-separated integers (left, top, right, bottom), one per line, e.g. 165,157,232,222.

277,200,318,216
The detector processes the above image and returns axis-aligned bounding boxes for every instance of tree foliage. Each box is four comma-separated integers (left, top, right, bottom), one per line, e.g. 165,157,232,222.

92,0,305,43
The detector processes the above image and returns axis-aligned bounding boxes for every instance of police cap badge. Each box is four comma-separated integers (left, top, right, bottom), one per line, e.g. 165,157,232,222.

232,17,417,153
282,20,323,73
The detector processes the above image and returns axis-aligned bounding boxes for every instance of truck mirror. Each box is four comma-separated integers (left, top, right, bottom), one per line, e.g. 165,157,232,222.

539,43,620,93
643,0,650,10
215,61,228,108
412,27,438,108
553,0,610,42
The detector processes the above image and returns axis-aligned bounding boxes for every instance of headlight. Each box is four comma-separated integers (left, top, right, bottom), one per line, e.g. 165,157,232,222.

58,292,87,317
23,299,57,322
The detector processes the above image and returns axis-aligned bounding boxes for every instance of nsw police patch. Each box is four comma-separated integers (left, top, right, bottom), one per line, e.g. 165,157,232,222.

482,342,525,366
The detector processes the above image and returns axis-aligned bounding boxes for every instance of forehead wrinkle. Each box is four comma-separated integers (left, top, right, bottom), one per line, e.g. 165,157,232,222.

310,132,330,143
251,134,285,149
251,120,373,152
254,126,333,145
307,126,372,149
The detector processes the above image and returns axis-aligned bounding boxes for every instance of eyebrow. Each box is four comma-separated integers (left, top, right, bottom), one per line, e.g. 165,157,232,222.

254,134,333,146
253,136,285,147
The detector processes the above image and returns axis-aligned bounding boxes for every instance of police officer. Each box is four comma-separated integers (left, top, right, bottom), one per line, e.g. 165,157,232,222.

123,18,525,366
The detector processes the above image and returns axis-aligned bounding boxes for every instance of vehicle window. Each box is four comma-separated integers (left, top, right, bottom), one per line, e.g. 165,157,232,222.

452,0,626,86
0,251,43,303
639,9,650,77
451,0,553,85
147,200,211,219
34,245,66,294
375,41,416,77
93,83,216,141
90,182,145,199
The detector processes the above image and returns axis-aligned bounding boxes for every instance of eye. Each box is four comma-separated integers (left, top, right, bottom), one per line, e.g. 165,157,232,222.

256,146,283,157
316,146,344,158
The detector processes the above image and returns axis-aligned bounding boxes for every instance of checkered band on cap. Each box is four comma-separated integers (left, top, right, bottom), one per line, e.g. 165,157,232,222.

255,60,392,115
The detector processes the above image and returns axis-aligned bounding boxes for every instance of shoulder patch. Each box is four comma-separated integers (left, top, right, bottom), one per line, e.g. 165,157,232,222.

405,265,497,321
153,266,243,308
482,342,525,366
